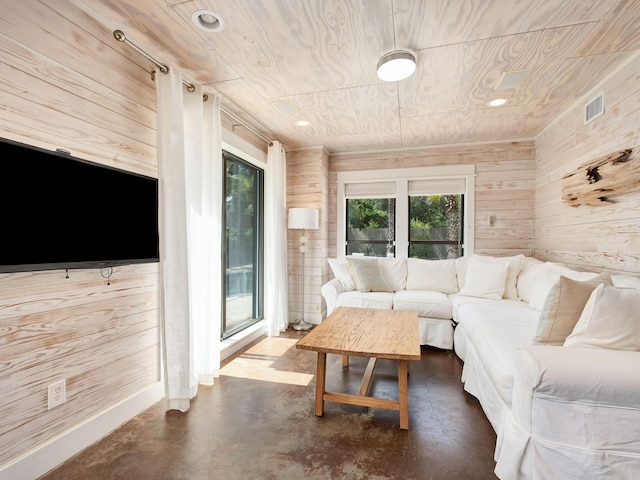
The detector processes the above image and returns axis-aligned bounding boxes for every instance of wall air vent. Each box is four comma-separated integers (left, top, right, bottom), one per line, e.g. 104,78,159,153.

584,91,605,125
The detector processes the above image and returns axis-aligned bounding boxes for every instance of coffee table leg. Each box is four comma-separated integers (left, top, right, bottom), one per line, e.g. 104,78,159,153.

398,360,409,430
315,352,327,417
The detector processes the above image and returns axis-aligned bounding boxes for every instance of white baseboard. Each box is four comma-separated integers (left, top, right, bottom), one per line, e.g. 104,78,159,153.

0,381,164,480
220,320,266,361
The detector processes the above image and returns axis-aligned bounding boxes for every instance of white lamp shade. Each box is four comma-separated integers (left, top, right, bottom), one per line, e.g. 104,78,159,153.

288,208,318,230
377,50,416,82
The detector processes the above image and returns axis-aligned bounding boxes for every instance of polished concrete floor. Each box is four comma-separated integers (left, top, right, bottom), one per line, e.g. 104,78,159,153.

40,330,498,480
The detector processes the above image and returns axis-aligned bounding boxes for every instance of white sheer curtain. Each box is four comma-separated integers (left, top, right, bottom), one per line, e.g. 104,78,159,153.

265,141,289,335
156,68,222,411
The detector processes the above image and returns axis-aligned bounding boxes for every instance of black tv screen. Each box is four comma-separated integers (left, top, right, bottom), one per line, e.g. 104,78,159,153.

0,137,159,273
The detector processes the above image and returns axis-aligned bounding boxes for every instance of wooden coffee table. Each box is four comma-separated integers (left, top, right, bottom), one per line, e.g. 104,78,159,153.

296,306,420,429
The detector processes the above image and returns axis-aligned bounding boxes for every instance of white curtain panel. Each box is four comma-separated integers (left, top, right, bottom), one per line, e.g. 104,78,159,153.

156,69,222,412
265,141,289,335
183,87,222,387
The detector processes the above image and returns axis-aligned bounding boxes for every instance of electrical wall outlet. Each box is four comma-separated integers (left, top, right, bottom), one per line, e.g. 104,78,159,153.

48,379,66,410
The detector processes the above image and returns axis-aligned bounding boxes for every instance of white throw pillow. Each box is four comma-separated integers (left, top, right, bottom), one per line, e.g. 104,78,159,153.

564,285,640,351
327,257,356,291
455,256,468,290
377,257,407,292
406,258,458,294
487,254,524,299
516,257,545,302
458,257,509,300
459,254,524,299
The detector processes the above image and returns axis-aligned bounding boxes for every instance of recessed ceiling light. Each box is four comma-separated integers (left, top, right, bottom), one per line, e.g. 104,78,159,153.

488,98,508,107
192,10,225,32
294,120,310,127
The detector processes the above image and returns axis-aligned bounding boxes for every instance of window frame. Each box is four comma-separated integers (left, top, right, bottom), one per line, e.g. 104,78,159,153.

336,165,475,259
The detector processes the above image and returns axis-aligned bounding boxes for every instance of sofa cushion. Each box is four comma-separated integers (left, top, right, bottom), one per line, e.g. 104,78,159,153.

564,285,640,351
393,290,453,319
406,258,458,294
337,291,394,310
449,294,531,322
346,257,393,293
533,274,612,346
456,303,540,405
458,256,509,299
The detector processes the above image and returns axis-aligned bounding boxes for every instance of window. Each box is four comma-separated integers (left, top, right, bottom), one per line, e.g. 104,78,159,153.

337,166,474,259
223,150,264,339
409,194,463,259
346,198,396,257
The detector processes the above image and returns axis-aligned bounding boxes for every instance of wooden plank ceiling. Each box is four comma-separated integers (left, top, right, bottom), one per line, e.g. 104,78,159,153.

48,0,640,152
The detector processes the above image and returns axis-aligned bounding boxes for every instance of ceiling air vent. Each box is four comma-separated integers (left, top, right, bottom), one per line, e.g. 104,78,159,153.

495,70,530,90
584,91,605,125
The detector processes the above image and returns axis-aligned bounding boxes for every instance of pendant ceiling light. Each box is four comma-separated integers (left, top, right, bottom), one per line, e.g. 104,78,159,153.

377,50,416,82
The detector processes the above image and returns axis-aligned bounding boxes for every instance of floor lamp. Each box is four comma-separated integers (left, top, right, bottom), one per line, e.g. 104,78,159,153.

288,207,319,331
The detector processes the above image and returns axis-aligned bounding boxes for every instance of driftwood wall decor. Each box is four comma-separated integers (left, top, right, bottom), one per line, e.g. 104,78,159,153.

561,148,639,207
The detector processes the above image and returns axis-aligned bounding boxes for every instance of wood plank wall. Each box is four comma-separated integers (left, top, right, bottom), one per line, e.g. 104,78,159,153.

0,1,161,468
328,141,536,258
535,54,640,274
286,147,330,323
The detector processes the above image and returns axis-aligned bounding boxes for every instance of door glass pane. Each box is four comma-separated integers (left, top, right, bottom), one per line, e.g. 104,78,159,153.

223,151,263,339
409,194,463,259
346,198,395,257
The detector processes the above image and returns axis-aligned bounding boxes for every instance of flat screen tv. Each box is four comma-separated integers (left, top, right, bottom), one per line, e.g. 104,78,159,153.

0,137,159,273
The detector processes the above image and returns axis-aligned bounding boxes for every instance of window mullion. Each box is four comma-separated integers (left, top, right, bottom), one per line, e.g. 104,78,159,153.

395,180,409,259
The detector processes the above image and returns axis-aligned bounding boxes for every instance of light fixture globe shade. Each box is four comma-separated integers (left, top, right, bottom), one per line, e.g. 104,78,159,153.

377,50,416,82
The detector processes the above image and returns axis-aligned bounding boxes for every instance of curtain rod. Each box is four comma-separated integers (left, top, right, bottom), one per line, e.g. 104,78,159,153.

113,29,272,145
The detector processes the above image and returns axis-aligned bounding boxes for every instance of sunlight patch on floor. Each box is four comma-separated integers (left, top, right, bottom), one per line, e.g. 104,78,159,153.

220,336,314,386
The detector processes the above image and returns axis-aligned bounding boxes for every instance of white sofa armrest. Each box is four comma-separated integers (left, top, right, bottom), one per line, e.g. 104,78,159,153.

496,346,640,479
515,345,640,408
321,278,345,315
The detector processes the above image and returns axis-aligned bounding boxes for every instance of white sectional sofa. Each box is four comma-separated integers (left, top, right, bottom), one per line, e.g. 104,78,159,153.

321,254,640,479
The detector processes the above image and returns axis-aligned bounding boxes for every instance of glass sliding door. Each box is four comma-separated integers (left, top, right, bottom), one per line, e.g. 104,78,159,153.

223,150,263,339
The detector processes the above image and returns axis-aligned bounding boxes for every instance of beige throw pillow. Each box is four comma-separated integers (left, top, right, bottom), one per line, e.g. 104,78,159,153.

346,257,393,293
533,273,611,346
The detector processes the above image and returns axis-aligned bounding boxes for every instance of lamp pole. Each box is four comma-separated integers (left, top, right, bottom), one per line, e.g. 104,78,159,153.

293,228,313,331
